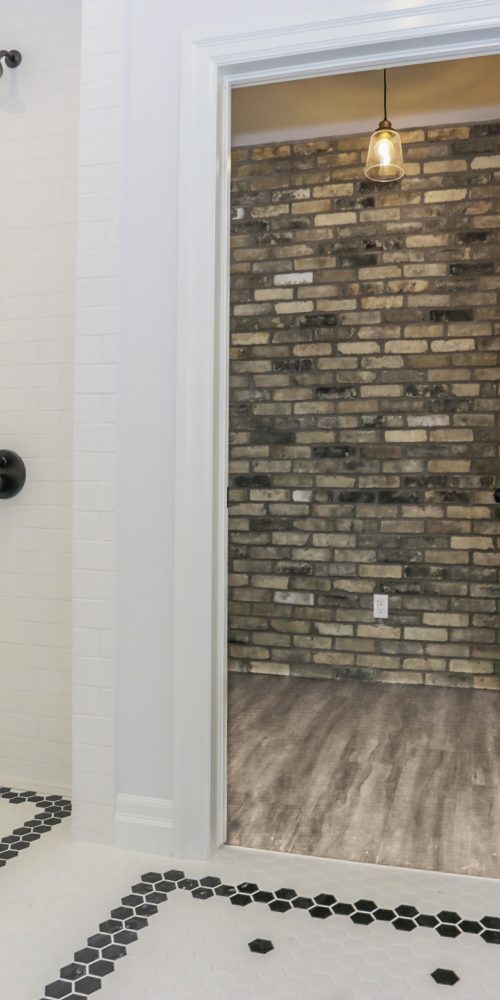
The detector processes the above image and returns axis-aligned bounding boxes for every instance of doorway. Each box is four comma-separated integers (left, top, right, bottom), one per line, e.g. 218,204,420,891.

172,6,500,862
225,57,500,875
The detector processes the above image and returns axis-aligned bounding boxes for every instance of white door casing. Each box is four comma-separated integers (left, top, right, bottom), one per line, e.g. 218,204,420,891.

172,0,500,859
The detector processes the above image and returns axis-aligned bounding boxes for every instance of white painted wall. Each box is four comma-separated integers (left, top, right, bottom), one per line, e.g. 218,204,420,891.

72,0,500,847
0,0,81,792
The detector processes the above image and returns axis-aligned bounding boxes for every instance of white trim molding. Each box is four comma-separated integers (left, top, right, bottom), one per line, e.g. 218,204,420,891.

114,794,173,855
173,1,500,859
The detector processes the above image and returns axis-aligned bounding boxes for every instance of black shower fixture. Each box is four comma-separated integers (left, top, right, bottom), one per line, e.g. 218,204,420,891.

0,450,26,499
0,49,22,77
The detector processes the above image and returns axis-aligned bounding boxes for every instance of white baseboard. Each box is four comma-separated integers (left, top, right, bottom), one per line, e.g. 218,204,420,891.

0,774,71,798
113,793,173,856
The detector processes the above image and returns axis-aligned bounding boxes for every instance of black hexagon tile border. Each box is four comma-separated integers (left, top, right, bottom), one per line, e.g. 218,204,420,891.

39,868,499,998
0,786,72,867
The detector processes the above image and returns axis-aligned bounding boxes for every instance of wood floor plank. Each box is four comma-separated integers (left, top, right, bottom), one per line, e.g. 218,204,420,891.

227,673,500,876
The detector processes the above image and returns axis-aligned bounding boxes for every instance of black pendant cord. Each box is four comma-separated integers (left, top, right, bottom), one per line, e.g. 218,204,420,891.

383,67,387,121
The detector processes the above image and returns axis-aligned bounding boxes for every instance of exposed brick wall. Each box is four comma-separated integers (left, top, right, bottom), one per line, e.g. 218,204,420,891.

228,122,500,689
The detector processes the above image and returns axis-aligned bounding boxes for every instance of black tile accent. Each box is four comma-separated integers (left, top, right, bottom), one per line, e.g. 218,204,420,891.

481,930,500,945
355,899,376,912
392,917,416,932
37,855,500,998
431,969,460,986
438,910,461,924
238,881,259,894
437,924,461,939
230,893,252,907
269,899,292,913
459,920,481,934
0,786,72,871
45,983,72,999
215,884,237,898
276,887,297,900
416,913,439,928
60,963,86,981
192,887,214,900
248,938,274,954
351,912,374,926
293,896,313,910
309,905,331,920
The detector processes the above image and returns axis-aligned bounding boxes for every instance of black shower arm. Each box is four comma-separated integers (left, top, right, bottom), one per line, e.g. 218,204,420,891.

0,50,22,77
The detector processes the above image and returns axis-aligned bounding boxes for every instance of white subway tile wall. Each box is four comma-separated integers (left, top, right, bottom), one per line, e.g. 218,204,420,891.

71,0,125,842
0,0,82,790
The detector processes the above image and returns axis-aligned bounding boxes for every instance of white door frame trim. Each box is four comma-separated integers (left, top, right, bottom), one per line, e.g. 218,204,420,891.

173,0,500,859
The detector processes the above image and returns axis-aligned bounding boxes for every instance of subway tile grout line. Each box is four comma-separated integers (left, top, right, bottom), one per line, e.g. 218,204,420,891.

38,866,499,999
0,787,72,870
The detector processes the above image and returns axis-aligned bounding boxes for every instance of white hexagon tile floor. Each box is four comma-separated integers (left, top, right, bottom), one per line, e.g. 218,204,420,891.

0,794,499,1000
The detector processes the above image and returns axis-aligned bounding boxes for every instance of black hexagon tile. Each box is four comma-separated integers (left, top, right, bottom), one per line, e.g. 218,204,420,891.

431,968,460,986
248,938,274,954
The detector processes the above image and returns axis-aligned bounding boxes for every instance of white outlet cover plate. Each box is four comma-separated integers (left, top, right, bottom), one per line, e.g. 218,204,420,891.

374,594,389,619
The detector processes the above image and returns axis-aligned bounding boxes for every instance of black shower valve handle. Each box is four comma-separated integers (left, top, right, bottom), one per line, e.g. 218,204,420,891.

0,450,26,499
494,488,500,504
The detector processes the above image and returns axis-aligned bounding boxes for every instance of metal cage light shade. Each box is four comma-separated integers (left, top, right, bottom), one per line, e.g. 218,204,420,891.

365,69,404,183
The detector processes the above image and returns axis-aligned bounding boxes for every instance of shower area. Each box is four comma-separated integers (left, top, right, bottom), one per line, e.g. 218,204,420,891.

226,62,500,877
0,3,81,806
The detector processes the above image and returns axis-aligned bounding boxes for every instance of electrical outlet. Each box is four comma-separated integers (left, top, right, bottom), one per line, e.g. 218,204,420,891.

373,593,389,619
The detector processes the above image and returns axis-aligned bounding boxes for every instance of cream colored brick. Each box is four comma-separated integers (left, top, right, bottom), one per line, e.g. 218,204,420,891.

358,624,401,640
385,339,428,354
292,199,331,214
430,429,473,442
450,659,493,674
315,211,357,226
274,271,313,286
317,299,357,311
337,342,380,355
361,385,403,397
424,188,467,203
316,622,354,637
428,460,471,473
423,612,469,628
431,338,475,352
473,676,500,690
254,288,293,301
471,155,500,169
404,657,446,671
451,536,493,550
357,655,401,670
251,575,289,590
275,300,313,314
404,626,448,642
423,159,467,174
385,430,427,443
250,661,290,676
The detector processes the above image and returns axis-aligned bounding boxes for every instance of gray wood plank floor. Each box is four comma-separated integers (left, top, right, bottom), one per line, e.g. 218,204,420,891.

227,673,500,877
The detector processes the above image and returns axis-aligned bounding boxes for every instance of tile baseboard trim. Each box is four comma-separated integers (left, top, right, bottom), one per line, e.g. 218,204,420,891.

113,794,173,855
0,775,71,798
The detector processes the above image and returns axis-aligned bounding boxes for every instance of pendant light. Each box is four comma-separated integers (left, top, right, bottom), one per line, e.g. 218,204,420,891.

365,68,404,182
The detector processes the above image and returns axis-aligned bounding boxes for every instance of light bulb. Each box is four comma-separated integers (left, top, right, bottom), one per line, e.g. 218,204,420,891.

374,136,394,166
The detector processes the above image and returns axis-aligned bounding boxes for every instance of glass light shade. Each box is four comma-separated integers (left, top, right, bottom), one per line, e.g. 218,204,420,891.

365,122,404,182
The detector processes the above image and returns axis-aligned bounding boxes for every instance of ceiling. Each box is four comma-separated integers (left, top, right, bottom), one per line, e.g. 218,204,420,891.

231,54,500,146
